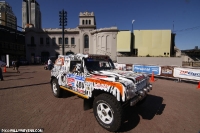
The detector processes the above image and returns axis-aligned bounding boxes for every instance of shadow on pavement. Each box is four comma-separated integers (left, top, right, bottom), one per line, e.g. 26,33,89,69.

61,90,76,98
4,75,21,77
118,94,165,132
6,77,34,81
0,82,50,90
22,71,37,74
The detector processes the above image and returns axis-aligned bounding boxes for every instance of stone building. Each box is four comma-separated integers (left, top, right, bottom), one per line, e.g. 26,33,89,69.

0,1,17,29
25,11,118,63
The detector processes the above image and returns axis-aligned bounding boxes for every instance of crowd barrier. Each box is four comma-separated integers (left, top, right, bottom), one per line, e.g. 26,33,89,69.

114,63,200,82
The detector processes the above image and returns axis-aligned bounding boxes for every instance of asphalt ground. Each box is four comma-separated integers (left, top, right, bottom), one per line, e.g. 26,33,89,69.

0,65,200,133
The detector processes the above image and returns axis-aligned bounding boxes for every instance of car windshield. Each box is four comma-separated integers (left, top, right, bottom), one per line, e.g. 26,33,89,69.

84,57,115,71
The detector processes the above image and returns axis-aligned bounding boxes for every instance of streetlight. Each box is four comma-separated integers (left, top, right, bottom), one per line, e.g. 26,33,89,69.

59,9,67,55
132,20,135,33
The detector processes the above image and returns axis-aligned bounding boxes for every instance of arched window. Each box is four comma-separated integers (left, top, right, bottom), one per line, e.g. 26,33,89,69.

86,20,88,25
89,20,91,25
84,35,89,48
82,20,84,25
31,36,34,45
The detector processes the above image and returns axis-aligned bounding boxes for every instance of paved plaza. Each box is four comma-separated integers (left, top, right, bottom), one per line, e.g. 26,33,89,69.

0,65,200,133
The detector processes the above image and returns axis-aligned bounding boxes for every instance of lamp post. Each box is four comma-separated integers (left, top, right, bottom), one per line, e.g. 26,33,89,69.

59,9,67,55
131,20,135,56
132,20,135,33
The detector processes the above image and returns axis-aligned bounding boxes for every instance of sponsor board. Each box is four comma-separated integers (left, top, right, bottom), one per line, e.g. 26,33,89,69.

160,66,175,77
133,65,161,75
116,64,126,71
126,64,133,71
173,67,200,80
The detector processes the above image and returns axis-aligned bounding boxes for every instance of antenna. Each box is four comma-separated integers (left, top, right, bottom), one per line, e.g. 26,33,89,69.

173,21,174,32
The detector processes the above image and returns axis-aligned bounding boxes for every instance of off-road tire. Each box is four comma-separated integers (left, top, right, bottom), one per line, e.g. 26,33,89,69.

51,79,62,98
93,93,123,132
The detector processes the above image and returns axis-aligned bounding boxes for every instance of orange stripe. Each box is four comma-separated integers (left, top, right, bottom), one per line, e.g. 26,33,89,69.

60,86,89,99
86,78,123,97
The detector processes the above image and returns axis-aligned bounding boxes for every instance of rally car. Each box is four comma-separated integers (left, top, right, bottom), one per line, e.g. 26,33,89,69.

50,53,152,132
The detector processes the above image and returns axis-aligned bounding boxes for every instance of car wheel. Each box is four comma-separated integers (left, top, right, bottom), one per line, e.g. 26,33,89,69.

93,93,123,132
51,78,62,98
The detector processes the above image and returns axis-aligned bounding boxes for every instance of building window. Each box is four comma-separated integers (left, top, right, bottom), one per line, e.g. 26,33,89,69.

84,35,89,48
59,37,62,44
46,37,50,45
164,52,166,55
52,37,56,44
89,20,91,25
65,37,68,44
40,38,43,44
31,36,34,45
167,53,169,55
71,37,75,45
82,20,84,25
86,20,88,25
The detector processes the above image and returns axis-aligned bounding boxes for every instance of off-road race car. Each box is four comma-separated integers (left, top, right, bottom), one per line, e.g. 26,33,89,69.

50,54,152,132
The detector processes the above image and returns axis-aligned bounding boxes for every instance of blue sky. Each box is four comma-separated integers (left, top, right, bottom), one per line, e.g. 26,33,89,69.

5,0,200,50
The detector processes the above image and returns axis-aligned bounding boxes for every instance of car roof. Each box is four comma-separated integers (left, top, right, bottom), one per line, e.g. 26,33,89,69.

58,54,110,59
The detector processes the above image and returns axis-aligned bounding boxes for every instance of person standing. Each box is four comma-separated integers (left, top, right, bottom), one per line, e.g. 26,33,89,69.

0,60,6,81
15,60,20,73
0,66,3,81
12,60,16,70
48,59,52,70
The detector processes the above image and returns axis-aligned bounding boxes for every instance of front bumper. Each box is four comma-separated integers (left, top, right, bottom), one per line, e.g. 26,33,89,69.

130,84,152,106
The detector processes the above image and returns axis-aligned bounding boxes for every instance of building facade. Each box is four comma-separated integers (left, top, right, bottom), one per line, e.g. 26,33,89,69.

117,30,176,57
22,0,41,29
0,1,17,29
25,11,118,63
0,25,25,64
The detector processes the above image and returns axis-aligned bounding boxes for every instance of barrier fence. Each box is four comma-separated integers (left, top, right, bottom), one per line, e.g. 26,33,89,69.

182,61,200,67
114,63,200,82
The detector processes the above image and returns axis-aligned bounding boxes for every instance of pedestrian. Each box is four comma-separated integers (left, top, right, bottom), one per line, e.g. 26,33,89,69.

48,58,52,70
12,60,16,70
0,60,6,81
0,67,3,81
15,60,20,73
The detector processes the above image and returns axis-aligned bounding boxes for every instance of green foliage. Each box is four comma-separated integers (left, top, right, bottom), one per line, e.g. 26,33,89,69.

146,54,151,57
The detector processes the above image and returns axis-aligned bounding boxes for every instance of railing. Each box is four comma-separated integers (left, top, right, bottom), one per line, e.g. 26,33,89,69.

182,62,200,67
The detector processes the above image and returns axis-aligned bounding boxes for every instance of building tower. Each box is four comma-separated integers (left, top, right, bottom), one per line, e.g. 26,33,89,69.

78,11,96,29
0,1,17,29
78,11,96,54
22,0,41,29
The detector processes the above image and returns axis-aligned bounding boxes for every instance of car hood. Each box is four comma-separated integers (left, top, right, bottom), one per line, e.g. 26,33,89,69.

88,69,149,101
90,69,147,82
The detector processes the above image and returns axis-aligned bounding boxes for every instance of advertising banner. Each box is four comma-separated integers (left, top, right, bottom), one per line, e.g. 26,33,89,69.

133,65,161,75
160,66,175,77
126,64,133,71
173,67,200,80
116,64,126,71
